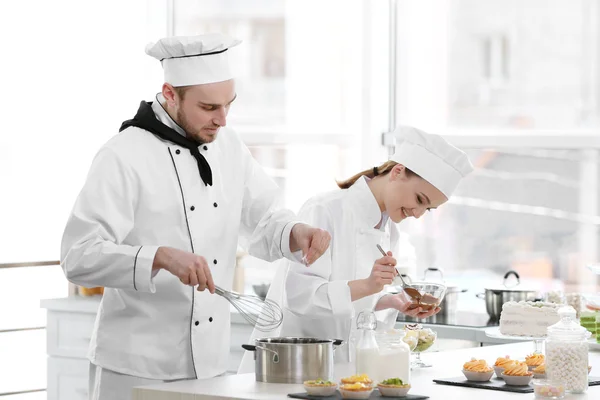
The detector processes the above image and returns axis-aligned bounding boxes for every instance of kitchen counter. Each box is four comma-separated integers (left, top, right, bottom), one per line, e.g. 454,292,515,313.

132,342,600,399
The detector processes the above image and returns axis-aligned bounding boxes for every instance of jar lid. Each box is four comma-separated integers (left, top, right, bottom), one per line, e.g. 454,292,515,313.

357,310,377,330
547,306,590,339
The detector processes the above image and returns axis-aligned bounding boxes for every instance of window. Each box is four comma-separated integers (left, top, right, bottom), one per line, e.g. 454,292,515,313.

387,0,600,295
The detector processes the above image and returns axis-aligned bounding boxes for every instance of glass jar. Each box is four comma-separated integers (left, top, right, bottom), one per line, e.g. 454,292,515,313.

545,306,591,393
355,311,379,378
375,329,411,384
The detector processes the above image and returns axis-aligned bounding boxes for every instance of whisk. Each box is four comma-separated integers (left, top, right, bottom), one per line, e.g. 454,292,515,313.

214,286,283,332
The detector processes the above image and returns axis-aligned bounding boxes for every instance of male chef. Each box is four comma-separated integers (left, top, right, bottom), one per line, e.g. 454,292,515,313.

60,33,331,400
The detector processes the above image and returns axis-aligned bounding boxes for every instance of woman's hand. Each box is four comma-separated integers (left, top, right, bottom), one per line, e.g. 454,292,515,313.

376,292,441,319
348,252,397,301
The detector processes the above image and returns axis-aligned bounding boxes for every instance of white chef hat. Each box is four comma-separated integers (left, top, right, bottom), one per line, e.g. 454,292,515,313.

145,33,241,87
391,125,474,198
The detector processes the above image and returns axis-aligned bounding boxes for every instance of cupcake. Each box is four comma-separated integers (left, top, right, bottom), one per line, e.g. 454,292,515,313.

462,358,494,382
339,382,373,399
303,379,337,396
532,364,546,379
502,361,533,386
493,355,514,378
525,353,545,371
377,378,411,397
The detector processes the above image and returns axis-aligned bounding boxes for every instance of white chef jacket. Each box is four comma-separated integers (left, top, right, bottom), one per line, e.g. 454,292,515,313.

239,177,399,373
61,95,300,380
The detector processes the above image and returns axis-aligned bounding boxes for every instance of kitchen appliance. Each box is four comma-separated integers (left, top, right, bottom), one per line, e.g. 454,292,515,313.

476,271,540,320
242,337,343,383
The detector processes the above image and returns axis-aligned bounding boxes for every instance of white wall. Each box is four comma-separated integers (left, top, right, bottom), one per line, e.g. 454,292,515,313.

0,0,165,263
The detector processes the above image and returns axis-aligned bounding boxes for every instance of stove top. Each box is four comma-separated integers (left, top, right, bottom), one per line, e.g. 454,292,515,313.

396,310,498,328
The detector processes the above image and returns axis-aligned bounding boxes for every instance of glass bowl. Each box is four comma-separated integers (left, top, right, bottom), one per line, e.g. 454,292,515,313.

533,379,565,399
401,281,447,311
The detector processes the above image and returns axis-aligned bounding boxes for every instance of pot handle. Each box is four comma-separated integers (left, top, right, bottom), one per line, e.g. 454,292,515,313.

241,344,279,363
423,267,444,281
475,293,485,299
503,270,520,288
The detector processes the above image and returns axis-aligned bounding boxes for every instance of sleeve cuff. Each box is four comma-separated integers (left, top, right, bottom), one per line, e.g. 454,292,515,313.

327,280,353,317
280,221,301,260
133,245,159,293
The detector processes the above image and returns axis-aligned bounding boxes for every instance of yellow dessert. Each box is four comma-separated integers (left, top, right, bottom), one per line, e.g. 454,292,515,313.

503,361,532,376
533,364,546,374
525,353,545,367
340,382,372,391
340,374,373,384
494,355,514,367
463,358,493,373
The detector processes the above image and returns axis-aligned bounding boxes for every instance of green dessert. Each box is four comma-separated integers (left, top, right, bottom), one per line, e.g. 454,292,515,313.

597,314,600,343
380,378,408,386
581,311,597,338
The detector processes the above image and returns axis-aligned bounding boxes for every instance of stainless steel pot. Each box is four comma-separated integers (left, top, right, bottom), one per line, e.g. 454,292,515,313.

476,270,539,320
423,268,467,317
242,337,343,383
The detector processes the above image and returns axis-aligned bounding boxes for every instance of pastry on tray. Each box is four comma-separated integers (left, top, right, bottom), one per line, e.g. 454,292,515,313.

462,358,494,382
340,374,373,385
525,353,545,370
532,364,546,379
377,378,411,397
493,355,515,378
501,361,533,386
303,379,337,396
339,382,374,399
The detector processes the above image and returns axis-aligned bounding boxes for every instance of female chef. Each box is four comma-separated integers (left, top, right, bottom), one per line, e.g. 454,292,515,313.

239,125,473,371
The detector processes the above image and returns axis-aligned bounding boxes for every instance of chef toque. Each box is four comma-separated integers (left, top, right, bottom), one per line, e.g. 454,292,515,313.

145,33,241,87
390,126,474,198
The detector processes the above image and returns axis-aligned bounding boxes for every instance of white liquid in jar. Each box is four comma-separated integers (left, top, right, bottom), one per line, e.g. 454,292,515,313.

377,346,410,384
356,347,380,379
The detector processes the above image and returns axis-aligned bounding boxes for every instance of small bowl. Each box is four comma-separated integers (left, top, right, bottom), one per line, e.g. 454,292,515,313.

462,369,494,382
303,382,337,397
377,383,411,397
339,387,374,399
502,372,533,386
252,283,270,299
533,379,565,399
400,281,447,310
493,366,505,378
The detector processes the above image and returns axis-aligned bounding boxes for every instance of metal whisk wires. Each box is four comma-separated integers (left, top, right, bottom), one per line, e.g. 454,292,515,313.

214,286,283,332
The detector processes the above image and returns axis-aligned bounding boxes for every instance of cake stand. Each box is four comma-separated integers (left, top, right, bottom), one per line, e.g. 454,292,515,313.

484,327,545,354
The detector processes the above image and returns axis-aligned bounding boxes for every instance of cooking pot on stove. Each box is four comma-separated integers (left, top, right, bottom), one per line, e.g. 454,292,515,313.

476,270,540,320
242,337,343,383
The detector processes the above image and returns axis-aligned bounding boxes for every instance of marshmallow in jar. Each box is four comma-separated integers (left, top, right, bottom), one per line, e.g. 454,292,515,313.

545,306,591,394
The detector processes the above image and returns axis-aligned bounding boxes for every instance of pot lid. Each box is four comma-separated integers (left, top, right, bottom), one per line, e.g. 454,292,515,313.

421,267,465,293
483,270,538,292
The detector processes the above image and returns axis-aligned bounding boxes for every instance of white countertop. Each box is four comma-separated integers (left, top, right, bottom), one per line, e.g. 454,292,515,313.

132,342,600,399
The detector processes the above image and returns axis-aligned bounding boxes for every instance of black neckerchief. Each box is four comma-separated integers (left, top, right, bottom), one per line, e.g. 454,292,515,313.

120,101,212,186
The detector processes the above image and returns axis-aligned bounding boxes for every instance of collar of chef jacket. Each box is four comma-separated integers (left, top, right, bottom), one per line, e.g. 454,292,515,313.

348,176,388,230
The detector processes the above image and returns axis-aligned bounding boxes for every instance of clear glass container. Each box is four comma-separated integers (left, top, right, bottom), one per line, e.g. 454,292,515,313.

355,311,379,378
545,306,591,393
374,329,411,384
533,379,565,399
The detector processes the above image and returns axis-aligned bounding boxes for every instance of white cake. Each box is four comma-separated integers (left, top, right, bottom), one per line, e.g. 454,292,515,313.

499,301,562,337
